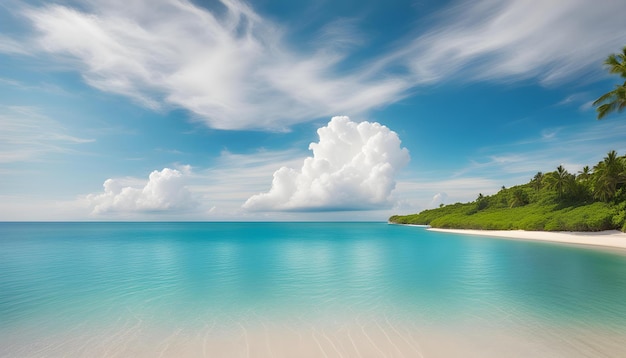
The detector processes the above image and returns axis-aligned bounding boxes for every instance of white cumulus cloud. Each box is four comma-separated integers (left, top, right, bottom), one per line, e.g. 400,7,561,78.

243,116,409,211
86,167,196,214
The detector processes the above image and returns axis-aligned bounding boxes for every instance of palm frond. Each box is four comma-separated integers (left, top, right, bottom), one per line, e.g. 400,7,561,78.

593,90,617,106
597,103,616,119
595,46,626,119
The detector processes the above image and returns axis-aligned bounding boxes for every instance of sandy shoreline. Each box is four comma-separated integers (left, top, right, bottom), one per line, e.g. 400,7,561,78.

3,318,624,358
426,227,626,251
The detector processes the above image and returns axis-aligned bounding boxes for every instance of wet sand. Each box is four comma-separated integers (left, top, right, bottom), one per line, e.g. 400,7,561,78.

2,317,625,357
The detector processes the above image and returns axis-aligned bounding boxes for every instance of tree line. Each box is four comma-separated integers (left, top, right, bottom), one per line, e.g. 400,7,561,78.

529,150,626,203
390,151,626,231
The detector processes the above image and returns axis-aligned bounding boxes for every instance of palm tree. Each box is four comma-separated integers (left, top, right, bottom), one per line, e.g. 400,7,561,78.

594,46,626,119
593,150,625,201
509,189,528,208
531,171,544,191
577,166,591,181
475,193,488,210
544,165,571,198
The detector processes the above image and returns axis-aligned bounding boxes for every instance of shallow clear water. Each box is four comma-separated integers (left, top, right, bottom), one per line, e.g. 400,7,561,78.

1,222,626,356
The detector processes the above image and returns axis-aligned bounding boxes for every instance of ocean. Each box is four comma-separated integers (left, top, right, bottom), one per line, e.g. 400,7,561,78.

1,222,625,357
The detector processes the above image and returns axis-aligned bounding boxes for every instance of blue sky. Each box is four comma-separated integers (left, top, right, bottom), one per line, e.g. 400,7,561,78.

1,0,625,221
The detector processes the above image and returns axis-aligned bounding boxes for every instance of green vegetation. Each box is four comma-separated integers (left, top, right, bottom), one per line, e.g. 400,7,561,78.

594,46,626,119
390,151,626,232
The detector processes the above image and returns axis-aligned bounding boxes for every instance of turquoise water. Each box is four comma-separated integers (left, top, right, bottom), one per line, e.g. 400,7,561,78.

2,222,626,356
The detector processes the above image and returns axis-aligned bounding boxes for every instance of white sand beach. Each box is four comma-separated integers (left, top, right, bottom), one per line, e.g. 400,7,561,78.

428,228,626,251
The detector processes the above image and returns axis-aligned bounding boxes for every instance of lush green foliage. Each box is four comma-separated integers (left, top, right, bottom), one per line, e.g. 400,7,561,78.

390,151,626,232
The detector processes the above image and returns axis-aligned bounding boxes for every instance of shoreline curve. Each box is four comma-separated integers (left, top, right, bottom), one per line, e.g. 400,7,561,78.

426,227,626,251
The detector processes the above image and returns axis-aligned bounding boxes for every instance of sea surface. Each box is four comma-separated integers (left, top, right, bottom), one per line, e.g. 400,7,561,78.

1,222,626,357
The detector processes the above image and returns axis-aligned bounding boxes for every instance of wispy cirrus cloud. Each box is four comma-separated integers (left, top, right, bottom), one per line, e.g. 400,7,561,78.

0,34,29,55
0,105,94,163
19,0,409,131
396,0,626,85
6,0,625,133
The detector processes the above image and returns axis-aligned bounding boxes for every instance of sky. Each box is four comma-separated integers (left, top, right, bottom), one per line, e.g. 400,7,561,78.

1,0,625,221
